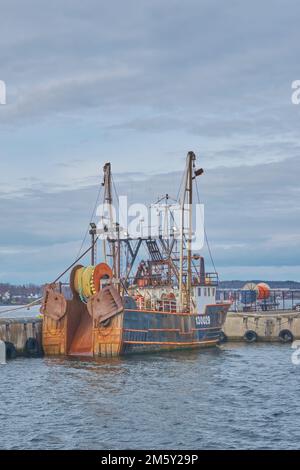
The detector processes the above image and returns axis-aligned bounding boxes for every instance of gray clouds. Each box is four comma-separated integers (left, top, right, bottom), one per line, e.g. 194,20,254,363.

0,155,299,282
1,0,300,120
0,1,300,281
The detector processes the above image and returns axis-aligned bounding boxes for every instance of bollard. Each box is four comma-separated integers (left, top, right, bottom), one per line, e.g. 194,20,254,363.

0,340,6,364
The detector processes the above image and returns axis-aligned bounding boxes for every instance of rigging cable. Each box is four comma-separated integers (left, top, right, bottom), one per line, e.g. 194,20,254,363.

111,174,120,213
194,177,218,276
176,164,187,203
53,237,99,284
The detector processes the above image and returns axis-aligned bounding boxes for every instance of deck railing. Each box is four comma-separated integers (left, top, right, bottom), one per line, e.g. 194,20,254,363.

134,297,178,313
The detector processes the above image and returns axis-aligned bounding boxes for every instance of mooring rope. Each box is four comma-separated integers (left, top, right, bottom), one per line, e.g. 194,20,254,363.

0,297,43,316
195,177,218,276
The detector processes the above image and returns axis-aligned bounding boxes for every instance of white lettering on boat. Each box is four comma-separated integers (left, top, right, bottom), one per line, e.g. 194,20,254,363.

196,315,211,326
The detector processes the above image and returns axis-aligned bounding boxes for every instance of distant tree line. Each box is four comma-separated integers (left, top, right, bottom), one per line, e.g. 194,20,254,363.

1,280,300,306
0,283,43,305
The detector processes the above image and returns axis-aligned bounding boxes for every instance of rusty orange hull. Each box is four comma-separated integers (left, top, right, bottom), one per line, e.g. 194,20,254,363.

42,302,229,358
42,300,123,357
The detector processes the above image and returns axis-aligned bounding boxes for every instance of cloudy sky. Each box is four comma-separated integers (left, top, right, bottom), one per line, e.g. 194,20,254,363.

0,0,300,283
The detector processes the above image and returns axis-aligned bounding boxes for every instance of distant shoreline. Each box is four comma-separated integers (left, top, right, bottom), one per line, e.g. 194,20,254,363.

219,280,300,289
1,280,300,307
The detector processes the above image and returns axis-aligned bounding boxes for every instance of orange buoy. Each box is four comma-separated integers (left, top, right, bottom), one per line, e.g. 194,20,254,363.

93,263,113,293
257,282,270,300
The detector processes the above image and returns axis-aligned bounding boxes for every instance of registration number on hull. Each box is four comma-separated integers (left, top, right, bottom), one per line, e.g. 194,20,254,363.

195,315,211,326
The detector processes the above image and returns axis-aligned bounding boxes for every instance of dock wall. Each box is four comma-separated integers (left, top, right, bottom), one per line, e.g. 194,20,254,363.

0,317,43,357
223,310,300,342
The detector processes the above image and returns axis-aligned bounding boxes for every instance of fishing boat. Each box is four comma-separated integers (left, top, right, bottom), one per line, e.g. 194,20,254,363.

41,151,230,357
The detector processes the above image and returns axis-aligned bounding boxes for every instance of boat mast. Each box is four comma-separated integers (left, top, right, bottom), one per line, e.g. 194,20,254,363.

179,151,196,311
89,222,97,265
103,163,118,277
187,152,195,305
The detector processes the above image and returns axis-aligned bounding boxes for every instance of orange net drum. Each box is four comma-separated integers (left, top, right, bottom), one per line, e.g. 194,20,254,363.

257,282,271,300
72,262,113,303
92,263,113,294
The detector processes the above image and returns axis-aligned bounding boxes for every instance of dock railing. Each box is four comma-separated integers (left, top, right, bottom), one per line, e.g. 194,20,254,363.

217,288,300,313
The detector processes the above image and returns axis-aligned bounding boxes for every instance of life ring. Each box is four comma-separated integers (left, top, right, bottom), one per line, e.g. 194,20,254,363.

5,342,17,360
25,337,42,357
243,330,257,343
218,331,228,344
279,329,293,343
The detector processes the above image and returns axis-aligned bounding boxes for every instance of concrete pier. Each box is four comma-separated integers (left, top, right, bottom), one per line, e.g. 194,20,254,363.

1,306,300,359
0,305,43,357
223,310,300,342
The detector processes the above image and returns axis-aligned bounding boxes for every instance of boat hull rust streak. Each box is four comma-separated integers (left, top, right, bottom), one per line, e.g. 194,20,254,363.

42,303,229,357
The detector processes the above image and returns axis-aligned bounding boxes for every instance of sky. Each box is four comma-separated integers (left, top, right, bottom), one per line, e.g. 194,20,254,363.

0,0,300,283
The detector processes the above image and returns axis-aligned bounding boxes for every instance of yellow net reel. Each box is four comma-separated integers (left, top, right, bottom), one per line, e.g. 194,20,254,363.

72,263,113,303
82,266,95,298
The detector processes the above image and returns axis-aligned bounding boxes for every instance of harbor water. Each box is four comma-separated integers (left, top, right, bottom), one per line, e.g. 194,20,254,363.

1,343,299,450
